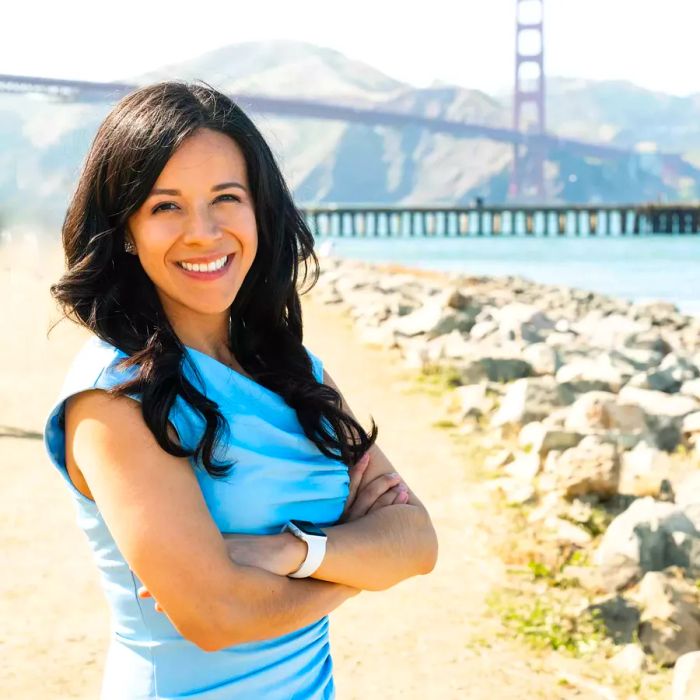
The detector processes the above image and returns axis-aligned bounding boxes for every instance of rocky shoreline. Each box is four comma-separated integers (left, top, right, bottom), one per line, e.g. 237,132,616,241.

308,255,700,697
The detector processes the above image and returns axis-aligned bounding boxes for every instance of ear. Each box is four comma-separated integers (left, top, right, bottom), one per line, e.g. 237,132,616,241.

124,230,137,255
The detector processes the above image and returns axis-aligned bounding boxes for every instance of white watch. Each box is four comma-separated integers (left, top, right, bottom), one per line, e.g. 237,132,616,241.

281,520,328,578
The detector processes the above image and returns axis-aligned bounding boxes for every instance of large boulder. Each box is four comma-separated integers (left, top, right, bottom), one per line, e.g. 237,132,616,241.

564,391,648,435
633,568,700,666
571,312,650,348
618,387,700,451
586,595,641,645
673,651,700,699
491,376,574,428
456,356,533,384
539,436,620,499
555,357,626,394
618,443,673,498
522,342,560,376
681,379,700,402
389,302,478,339
593,498,700,592
490,303,555,344
518,421,583,456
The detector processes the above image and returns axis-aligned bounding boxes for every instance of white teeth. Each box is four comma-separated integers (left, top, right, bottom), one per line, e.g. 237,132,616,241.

178,255,228,272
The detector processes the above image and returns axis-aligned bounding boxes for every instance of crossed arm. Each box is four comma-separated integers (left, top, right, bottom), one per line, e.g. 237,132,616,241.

66,368,437,652
214,368,438,591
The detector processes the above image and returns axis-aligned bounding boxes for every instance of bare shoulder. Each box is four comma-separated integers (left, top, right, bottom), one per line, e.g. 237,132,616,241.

63,387,237,648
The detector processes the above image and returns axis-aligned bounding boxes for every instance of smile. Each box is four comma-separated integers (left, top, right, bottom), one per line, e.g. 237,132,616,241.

175,254,234,280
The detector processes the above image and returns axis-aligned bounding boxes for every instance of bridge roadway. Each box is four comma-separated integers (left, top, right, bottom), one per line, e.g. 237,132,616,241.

1,72,697,179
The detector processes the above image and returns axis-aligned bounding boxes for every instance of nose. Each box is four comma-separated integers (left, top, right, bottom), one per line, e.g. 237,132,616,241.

181,204,223,245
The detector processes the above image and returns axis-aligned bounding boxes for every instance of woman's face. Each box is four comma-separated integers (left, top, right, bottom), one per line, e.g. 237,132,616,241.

126,127,258,328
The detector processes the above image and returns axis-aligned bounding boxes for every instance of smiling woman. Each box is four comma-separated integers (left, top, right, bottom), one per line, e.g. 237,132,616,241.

43,80,437,699
124,128,258,336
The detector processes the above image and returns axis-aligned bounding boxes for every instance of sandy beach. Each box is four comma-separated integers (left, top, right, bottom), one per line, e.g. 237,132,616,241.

2,239,657,699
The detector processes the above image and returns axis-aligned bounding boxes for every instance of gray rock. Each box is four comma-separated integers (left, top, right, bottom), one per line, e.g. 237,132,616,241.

610,347,664,372
487,477,537,505
483,449,514,471
556,358,625,394
634,568,700,666
564,391,648,435
572,313,649,349
681,379,700,402
618,387,700,420
468,320,498,341
619,444,673,498
610,643,648,674
492,376,575,428
390,303,477,339
593,498,700,592
504,452,541,482
675,472,700,509
673,651,700,699
423,330,473,362
539,436,620,499
540,515,592,546
682,412,700,447
455,356,533,384
587,595,641,645
522,342,560,376
518,421,584,456
624,331,673,356
453,384,494,419
491,303,555,343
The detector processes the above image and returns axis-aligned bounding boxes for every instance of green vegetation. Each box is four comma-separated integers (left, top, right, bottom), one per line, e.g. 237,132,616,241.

487,585,607,657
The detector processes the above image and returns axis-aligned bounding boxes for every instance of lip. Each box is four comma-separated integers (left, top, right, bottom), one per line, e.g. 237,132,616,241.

175,254,234,280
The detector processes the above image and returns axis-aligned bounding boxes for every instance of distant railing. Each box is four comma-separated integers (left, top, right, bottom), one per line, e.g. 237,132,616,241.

300,203,700,237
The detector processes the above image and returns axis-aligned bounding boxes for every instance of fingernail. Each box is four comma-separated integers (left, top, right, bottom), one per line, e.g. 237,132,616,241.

361,452,371,464
398,484,408,493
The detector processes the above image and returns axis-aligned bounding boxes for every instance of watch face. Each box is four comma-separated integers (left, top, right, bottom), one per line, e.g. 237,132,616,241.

290,520,326,537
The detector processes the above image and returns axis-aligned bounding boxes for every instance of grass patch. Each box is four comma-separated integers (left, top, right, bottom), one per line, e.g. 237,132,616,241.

431,419,458,429
487,587,608,657
408,364,463,396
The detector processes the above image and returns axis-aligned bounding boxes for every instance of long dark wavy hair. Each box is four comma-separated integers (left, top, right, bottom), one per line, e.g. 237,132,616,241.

49,80,378,477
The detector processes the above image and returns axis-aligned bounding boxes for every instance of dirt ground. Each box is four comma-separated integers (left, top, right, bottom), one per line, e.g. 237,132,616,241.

0,240,644,699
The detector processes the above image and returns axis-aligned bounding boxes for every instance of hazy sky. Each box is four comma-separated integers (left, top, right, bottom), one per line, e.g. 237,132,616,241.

2,0,697,96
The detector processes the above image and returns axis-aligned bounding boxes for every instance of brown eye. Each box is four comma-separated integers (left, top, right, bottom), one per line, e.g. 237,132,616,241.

152,202,177,214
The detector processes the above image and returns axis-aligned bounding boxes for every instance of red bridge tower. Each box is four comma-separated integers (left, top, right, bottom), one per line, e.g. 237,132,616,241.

510,0,547,201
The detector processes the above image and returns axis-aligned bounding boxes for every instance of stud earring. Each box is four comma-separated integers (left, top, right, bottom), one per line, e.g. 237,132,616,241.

124,238,136,254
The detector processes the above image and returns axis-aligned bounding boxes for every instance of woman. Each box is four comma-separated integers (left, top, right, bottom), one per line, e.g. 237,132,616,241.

43,80,438,699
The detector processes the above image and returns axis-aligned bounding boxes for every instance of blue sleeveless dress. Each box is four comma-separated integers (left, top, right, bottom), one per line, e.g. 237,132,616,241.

43,335,350,700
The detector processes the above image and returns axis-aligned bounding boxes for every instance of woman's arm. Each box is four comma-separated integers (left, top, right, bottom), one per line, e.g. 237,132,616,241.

66,389,359,652
309,368,439,591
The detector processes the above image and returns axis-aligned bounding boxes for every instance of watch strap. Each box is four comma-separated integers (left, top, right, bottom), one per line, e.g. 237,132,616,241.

282,521,327,578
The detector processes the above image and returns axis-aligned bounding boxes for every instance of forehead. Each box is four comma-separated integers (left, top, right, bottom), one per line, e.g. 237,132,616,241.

158,129,247,180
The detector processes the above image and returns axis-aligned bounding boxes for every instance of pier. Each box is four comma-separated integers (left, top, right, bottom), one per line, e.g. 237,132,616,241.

301,203,700,237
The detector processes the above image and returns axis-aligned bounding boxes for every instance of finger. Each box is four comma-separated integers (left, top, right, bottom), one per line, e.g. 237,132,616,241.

347,472,402,520
342,452,371,516
137,586,152,598
395,490,410,505
367,486,403,514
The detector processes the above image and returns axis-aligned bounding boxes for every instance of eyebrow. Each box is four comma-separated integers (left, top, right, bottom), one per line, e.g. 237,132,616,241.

148,181,248,197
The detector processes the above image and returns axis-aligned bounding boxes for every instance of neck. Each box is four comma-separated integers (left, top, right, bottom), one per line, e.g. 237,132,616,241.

163,306,233,365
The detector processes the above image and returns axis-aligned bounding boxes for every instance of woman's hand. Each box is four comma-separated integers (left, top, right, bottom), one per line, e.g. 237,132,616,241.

339,451,409,523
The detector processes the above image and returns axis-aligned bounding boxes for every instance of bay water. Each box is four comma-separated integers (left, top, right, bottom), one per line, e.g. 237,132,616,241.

319,236,700,317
